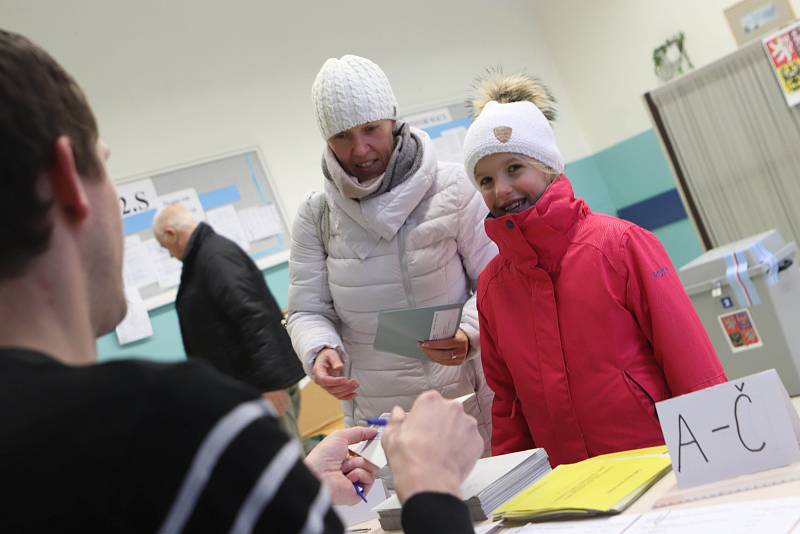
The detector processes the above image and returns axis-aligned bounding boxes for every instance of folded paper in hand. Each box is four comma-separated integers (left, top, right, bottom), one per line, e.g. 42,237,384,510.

347,392,478,469
373,303,463,359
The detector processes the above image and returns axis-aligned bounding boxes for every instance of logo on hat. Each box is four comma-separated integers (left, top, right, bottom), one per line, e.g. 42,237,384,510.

493,126,512,143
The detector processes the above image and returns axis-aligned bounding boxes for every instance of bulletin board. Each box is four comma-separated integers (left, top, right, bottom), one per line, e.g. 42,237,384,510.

402,101,472,163
117,148,290,311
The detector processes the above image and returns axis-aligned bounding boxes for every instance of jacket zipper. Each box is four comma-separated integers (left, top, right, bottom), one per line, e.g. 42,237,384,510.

397,223,434,390
397,224,416,308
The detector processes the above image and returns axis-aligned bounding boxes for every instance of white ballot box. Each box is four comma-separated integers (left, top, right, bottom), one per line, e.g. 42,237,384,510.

679,229,800,394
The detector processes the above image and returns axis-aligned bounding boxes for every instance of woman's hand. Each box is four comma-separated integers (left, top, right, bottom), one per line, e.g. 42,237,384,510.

312,348,359,400
419,329,470,366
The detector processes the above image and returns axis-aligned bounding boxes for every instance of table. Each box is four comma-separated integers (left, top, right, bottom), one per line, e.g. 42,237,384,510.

350,397,800,532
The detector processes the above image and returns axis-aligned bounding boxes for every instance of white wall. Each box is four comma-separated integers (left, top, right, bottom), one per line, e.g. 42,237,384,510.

531,0,800,154
2,0,591,225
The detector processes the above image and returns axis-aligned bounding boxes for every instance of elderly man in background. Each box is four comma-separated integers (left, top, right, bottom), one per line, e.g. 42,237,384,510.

154,204,305,442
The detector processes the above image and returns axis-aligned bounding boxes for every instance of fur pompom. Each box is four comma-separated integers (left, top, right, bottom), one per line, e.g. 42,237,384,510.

469,67,557,121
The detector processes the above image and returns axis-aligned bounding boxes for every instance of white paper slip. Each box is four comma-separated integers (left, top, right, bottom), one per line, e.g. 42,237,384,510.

207,204,250,252
348,412,390,469
122,235,158,289
430,308,462,340
238,204,282,242
115,287,154,345
515,514,639,533
627,496,800,534
159,188,206,221
334,479,388,527
373,302,464,359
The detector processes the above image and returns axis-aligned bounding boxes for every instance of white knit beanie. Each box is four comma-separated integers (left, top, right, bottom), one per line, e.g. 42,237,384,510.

462,73,564,182
311,55,398,140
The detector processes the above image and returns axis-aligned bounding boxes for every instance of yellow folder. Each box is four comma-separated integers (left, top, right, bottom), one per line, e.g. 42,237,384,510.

493,446,671,523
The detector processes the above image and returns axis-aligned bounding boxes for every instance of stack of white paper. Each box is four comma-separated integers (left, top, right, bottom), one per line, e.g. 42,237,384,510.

373,448,551,531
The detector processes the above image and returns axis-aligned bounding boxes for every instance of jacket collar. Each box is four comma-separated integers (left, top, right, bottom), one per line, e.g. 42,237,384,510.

484,176,589,272
180,222,213,271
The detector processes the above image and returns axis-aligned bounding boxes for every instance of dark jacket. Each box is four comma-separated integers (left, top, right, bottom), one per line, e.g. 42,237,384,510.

176,223,304,391
1,348,474,533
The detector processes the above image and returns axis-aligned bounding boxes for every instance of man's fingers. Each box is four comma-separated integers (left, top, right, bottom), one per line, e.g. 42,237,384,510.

346,467,375,488
336,426,379,446
343,455,379,476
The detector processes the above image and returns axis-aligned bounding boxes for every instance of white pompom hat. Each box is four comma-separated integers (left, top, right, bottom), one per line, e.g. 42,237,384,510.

462,72,564,182
311,54,398,140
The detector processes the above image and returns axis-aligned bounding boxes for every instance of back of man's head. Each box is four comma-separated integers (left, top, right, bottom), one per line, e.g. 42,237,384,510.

0,29,100,279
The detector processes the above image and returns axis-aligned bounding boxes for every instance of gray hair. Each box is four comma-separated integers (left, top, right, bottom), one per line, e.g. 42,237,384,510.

152,204,198,240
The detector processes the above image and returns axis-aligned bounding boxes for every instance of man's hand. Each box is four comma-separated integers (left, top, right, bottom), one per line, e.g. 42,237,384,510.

381,390,482,503
262,390,290,416
312,348,359,400
419,329,470,366
305,427,379,505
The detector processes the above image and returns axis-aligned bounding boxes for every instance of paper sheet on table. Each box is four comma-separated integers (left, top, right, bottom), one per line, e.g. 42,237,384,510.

145,238,182,289
510,496,800,533
115,287,153,344
238,204,283,242
123,235,159,289
207,204,250,252
373,303,463,359
626,496,800,534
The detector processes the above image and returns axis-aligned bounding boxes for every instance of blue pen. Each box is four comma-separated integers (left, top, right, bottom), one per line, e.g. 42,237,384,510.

363,418,388,426
353,481,368,503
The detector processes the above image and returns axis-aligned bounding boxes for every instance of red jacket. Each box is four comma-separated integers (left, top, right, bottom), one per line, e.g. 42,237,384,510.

478,176,726,466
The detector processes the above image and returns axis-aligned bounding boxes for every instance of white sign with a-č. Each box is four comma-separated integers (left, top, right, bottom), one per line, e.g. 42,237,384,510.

656,369,800,488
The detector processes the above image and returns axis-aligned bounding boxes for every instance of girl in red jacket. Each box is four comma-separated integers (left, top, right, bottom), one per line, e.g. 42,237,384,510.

461,73,727,466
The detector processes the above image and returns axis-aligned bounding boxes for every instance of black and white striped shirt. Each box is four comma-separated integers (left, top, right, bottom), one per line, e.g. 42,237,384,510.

0,349,475,533
0,349,341,533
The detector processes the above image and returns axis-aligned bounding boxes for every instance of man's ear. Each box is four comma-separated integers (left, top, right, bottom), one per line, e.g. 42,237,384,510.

162,227,177,242
49,136,90,222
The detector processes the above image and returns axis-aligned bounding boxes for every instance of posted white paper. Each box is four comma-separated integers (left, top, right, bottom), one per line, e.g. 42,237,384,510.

115,287,153,345
433,125,467,164
145,238,182,290
117,178,160,218
403,108,452,129
238,204,283,242
123,235,158,289
159,188,206,221
207,204,250,252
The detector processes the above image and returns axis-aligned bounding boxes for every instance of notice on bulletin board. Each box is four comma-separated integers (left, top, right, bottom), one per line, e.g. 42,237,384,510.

763,21,800,107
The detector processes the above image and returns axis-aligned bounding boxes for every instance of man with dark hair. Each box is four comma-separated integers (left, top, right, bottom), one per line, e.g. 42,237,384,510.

0,29,482,533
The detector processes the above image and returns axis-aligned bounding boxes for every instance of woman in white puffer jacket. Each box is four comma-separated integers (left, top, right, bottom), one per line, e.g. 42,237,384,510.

287,55,497,453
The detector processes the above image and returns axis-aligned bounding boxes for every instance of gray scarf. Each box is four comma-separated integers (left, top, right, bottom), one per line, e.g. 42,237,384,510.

322,122,424,200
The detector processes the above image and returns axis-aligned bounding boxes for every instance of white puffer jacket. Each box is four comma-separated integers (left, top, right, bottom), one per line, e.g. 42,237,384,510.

287,129,497,452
